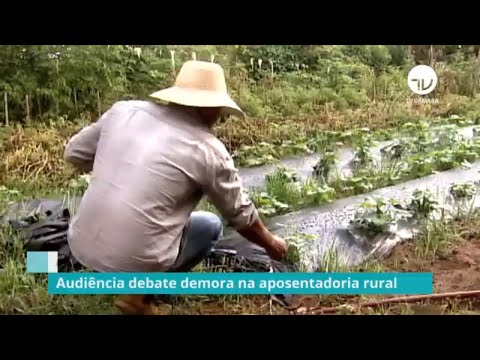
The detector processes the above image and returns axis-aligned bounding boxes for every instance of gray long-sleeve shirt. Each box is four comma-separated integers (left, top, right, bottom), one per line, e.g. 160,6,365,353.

65,100,258,272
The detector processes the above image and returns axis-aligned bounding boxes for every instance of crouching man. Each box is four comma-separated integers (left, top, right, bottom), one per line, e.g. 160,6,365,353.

64,60,288,315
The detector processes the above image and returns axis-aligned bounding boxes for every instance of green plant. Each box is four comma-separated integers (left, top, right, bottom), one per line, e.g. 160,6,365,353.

283,232,317,267
68,174,91,194
265,166,299,184
264,167,302,207
346,175,374,194
352,130,377,170
0,186,22,218
3,44,480,316
263,166,336,211
317,247,342,273
351,197,413,238
250,192,290,218
407,189,440,218
331,172,376,196
450,182,478,200
299,180,336,206
414,217,454,259
232,143,279,167
312,150,337,182
231,131,342,169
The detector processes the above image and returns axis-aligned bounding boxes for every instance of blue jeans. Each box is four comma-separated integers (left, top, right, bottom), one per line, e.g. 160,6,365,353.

169,211,223,272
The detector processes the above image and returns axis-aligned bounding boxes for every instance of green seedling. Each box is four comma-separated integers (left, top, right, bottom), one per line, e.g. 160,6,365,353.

300,180,336,205
317,247,341,273
284,242,301,265
449,182,478,200
313,150,337,182
283,232,317,267
69,174,91,194
265,166,299,184
251,192,290,218
407,189,440,218
380,141,405,161
352,197,413,238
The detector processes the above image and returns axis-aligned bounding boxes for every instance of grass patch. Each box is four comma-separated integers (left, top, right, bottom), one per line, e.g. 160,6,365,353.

0,223,116,314
413,208,480,260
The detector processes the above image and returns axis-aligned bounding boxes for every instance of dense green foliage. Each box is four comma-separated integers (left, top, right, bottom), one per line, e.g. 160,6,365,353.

1,45,479,124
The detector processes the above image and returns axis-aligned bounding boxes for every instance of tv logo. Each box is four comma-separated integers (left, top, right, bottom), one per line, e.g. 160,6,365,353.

408,65,438,95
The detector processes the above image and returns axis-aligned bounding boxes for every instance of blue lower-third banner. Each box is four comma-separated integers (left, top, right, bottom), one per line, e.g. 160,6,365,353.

47,272,433,295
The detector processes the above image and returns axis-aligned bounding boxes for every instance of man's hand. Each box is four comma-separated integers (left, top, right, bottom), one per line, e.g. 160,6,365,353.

236,219,289,262
266,235,288,261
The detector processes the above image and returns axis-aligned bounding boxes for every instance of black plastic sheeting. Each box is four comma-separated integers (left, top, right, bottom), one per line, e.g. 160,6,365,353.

2,198,296,307
2,197,295,270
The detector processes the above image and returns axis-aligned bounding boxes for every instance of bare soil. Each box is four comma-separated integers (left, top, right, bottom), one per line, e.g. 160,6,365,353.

388,238,480,294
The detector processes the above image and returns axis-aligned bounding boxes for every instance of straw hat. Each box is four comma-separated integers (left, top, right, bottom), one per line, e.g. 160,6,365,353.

149,60,244,118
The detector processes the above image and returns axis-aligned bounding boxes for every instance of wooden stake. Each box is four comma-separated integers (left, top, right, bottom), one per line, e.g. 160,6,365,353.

73,88,78,116
170,50,176,76
97,91,101,117
37,97,42,118
4,93,8,126
55,57,60,117
25,94,30,124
